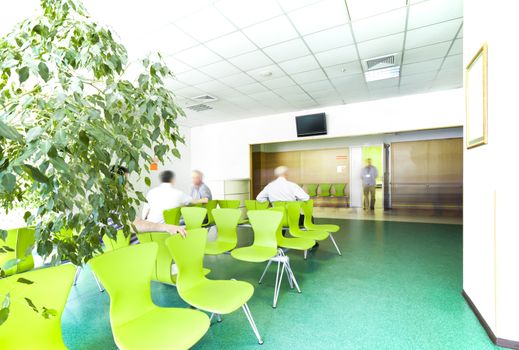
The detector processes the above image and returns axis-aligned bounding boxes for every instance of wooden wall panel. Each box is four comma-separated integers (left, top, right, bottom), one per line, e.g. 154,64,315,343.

299,149,349,184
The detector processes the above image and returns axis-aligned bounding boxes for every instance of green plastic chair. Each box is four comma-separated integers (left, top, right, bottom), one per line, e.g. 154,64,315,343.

205,208,241,255
333,183,346,197
181,207,207,230
166,229,263,344
89,243,210,350
319,183,332,197
275,204,315,260
301,200,342,255
271,201,289,227
218,199,241,209
102,230,131,252
231,210,297,308
306,184,318,197
203,200,218,227
0,227,35,276
245,200,270,211
0,264,75,349
163,207,182,225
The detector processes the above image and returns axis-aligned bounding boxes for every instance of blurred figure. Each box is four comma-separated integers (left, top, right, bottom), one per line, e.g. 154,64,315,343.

142,170,207,223
257,166,309,203
361,158,378,211
190,169,212,201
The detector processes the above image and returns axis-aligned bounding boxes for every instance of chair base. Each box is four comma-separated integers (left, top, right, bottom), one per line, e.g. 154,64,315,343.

74,266,104,292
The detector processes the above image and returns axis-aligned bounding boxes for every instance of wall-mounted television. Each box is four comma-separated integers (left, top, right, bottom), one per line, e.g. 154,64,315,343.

296,113,327,137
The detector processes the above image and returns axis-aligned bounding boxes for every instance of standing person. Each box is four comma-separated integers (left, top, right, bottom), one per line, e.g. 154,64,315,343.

190,170,212,201
256,166,309,203
142,170,208,224
361,158,378,211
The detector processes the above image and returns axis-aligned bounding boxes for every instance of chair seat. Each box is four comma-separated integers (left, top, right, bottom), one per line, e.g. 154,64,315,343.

278,236,315,251
115,307,209,350
182,279,254,314
308,224,340,233
294,229,329,241
205,241,236,255
231,246,278,262
171,268,211,284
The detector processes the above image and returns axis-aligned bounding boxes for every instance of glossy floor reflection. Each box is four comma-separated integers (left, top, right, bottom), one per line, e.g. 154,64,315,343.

62,219,499,350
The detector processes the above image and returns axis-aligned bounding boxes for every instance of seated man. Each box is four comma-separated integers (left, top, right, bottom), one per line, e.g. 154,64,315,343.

256,166,310,203
190,170,212,201
142,170,208,224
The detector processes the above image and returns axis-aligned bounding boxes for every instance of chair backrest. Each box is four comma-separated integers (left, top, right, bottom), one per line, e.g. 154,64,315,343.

218,199,241,209
301,200,315,229
0,264,75,348
89,243,158,327
163,207,182,225
306,184,318,197
269,207,286,243
136,232,173,283
271,201,289,227
181,207,207,230
319,183,332,197
102,230,131,252
212,208,241,244
165,228,207,294
286,202,304,235
245,200,270,211
205,200,218,225
0,227,35,276
333,183,346,197
248,210,282,248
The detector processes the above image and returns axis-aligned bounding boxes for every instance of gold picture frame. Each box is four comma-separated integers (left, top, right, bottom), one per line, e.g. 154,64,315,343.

465,43,488,149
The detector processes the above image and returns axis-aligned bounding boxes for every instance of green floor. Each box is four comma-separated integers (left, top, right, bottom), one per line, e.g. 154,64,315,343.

62,219,501,350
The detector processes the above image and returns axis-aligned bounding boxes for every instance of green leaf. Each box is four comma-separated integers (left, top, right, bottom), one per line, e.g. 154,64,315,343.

2,246,14,252
1,173,16,192
172,148,181,159
23,211,32,221
17,277,34,285
26,126,44,142
24,297,38,313
78,130,89,145
38,62,50,82
0,120,23,141
0,306,9,326
2,258,20,271
41,307,58,319
144,177,151,187
0,230,7,241
23,164,49,183
17,66,30,83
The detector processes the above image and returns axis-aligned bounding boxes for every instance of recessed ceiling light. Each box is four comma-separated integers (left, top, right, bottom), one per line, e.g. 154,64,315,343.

364,66,400,82
260,70,273,77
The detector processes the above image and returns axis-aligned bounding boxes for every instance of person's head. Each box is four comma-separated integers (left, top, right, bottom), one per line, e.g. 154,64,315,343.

366,158,372,166
160,170,175,185
191,170,204,186
274,166,289,179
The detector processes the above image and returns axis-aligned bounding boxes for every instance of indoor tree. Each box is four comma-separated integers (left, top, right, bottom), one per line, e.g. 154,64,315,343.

0,0,185,322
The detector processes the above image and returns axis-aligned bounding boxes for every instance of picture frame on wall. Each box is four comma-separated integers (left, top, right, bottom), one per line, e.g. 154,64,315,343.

465,43,488,149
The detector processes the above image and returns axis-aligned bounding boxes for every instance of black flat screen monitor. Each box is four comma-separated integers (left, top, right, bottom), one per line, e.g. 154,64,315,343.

296,113,327,137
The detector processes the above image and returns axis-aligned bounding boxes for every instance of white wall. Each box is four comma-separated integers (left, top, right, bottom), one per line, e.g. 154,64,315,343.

191,89,464,182
464,0,519,343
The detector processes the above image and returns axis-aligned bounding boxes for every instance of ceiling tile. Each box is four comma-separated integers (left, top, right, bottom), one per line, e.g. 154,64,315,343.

278,55,321,75
303,25,354,53
405,19,462,49
367,77,399,90
352,8,406,42
235,82,270,95
291,69,327,84
219,72,257,86
164,78,188,91
163,56,193,74
263,38,310,62
228,50,274,71
315,96,344,106
176,6,236,42
300,79,335,92
357,32,404,59
175,45,222,67
310,88,341,99
400,71,437,86
403,41,451,65
205,31,256,58
324,61,363,78
242,16,299,48
449,38,463,56
457,24,463,38
215,0,282,28
277,0,321,12
346,0,406,20
442,54,462,70
402,57,443,75
330,73,367,90
315,45,358,67
174,86,207,98
174,70,213,85
262,76,297,89
273,85,306,96
288,0,349,35
436,67,462,82
247,65,286,81
198,60,241,78
408,0,463,30
140,24,198,55
194,80,232,92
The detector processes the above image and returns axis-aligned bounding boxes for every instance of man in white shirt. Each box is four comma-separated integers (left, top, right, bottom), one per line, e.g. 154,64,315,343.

256,166,310,203
142,170,208,223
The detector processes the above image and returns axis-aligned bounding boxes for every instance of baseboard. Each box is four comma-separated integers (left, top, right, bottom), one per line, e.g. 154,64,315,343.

462,290,519,350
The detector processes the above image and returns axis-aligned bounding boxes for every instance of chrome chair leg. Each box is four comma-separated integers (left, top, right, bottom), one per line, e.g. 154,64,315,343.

304,250,308,260
242,303,264,344
258,260,272,284
329,233,341,255
285,260,301,293
93,272,104,292
73,266,82,286
273,259,285,308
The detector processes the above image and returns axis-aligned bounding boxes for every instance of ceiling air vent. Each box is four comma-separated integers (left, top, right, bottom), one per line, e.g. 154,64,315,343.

364,54,398,71
192,94,218,102
186,104,213,112
363,53,400,82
